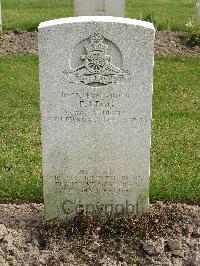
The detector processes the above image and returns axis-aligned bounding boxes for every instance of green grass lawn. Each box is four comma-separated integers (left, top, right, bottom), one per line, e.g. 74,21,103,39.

151,57,200,203
2,0,74,30
2,0,196,31
0,55,199,203
126,0,196,30
0,55,41,201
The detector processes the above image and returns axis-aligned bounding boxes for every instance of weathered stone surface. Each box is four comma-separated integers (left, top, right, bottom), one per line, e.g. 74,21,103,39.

167,239,181,251
183,251,200,266
0,255,6,266
171,257,182,266
38,17,155,221
0,224,7,240
192,227,200,237
190,252,200,265
74,0,125,17
142,238,165,255
171,250,184,258
185,224,193,238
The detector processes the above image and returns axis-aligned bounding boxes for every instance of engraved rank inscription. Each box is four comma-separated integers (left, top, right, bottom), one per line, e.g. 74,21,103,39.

63,32,130,87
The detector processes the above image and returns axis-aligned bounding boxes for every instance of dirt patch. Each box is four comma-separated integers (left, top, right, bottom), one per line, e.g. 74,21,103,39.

0,30,37,55
0,202,199,265
0,30,200,57
155,30,200,57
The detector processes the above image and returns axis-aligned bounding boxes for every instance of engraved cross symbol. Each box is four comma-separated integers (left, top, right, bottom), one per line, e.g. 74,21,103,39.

95,0,105,14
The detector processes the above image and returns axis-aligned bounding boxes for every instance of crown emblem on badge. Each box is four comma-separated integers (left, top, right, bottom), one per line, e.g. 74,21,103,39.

63,32,130,86
84,32,108,55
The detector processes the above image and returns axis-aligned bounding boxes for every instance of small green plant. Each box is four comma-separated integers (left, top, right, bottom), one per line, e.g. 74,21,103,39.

139,12,159,29
166,18,173,31
185,20,200,47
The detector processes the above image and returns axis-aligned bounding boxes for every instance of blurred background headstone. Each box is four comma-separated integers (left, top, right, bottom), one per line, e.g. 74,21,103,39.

74,0,125,17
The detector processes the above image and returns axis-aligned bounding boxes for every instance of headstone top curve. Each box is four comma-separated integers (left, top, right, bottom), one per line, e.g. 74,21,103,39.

38,16,155,30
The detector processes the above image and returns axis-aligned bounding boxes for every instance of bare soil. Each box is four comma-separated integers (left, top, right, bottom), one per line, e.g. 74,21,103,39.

0,202,199,265
155,31,200,57
0,30,200,57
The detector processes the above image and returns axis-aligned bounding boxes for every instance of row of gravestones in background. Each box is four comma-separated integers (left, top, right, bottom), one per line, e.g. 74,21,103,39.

0,0,200,31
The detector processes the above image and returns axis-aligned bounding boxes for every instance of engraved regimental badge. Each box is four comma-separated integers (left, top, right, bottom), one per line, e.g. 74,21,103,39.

63,32,130,87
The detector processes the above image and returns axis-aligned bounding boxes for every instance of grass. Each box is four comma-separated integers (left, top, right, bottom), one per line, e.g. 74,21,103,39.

0,55,199,203
0,55,42,201
126,0,196,31
2,0,74,30
2,0,196,31
151,56,200,203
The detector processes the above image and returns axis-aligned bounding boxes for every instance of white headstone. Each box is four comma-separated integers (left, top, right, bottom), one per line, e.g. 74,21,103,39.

74,0,125,17
38,16,155,221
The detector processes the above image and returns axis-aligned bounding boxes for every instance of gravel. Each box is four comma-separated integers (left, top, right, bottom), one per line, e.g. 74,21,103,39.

0,30,200,57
